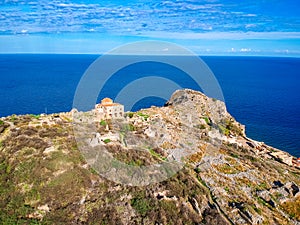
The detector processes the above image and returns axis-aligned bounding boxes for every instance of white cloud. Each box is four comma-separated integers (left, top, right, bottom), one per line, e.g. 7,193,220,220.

244,14,257,17
139,31,300,40
245,24,256,29
240,48,251,52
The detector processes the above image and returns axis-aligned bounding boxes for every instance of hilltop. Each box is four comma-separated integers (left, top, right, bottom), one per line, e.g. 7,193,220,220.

0,89,299,224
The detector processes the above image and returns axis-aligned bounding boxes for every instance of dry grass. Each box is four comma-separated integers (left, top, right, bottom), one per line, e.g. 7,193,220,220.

281,196,300,220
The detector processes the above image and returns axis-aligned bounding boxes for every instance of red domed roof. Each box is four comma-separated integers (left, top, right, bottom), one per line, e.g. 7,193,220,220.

101,98,113,105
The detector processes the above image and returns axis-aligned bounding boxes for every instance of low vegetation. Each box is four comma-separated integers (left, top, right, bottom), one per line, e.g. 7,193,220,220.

0,89,299,224
137,112,149,120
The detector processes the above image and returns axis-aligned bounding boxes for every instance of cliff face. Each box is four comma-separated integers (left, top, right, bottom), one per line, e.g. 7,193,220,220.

0,89,299,225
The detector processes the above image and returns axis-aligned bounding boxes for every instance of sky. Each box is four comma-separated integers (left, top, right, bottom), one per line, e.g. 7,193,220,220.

0,0,299,56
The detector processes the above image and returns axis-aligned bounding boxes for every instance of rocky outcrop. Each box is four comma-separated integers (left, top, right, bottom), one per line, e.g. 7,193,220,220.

166,89,246,137
0,89,299,224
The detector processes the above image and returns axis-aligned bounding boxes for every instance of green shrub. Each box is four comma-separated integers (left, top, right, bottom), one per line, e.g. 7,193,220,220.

103,139,111,144
30,114,41,119
127,112,134,118
121,123,135,132
137,112,149,120
230,153,239,158
200,124,206,129
224,119,243,136
194,167,201,173
203,117,211,126
0,120,4,125
256,182,269,190
130,197,151,216
100,120,107,126
159,200,177,214
128,159,143,166
10,115,17,122
224,186,230,192
197,177,208,188
253,205,262,214
148,148,166,161
218,124,230,136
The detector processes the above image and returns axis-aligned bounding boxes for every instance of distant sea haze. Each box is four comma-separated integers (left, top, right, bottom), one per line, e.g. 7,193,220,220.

0,54,299,157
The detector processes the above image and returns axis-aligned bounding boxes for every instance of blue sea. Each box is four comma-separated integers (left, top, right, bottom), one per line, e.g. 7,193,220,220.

0,54,299,157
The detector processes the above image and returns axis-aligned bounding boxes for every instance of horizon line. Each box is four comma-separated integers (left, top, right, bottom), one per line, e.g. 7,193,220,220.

0,32,299,57
1,52,300,58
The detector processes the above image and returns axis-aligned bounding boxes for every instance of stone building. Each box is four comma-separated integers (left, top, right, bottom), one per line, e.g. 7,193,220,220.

94,98,124,120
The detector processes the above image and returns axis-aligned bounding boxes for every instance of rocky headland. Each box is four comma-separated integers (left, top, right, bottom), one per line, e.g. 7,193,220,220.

0,89,299,224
